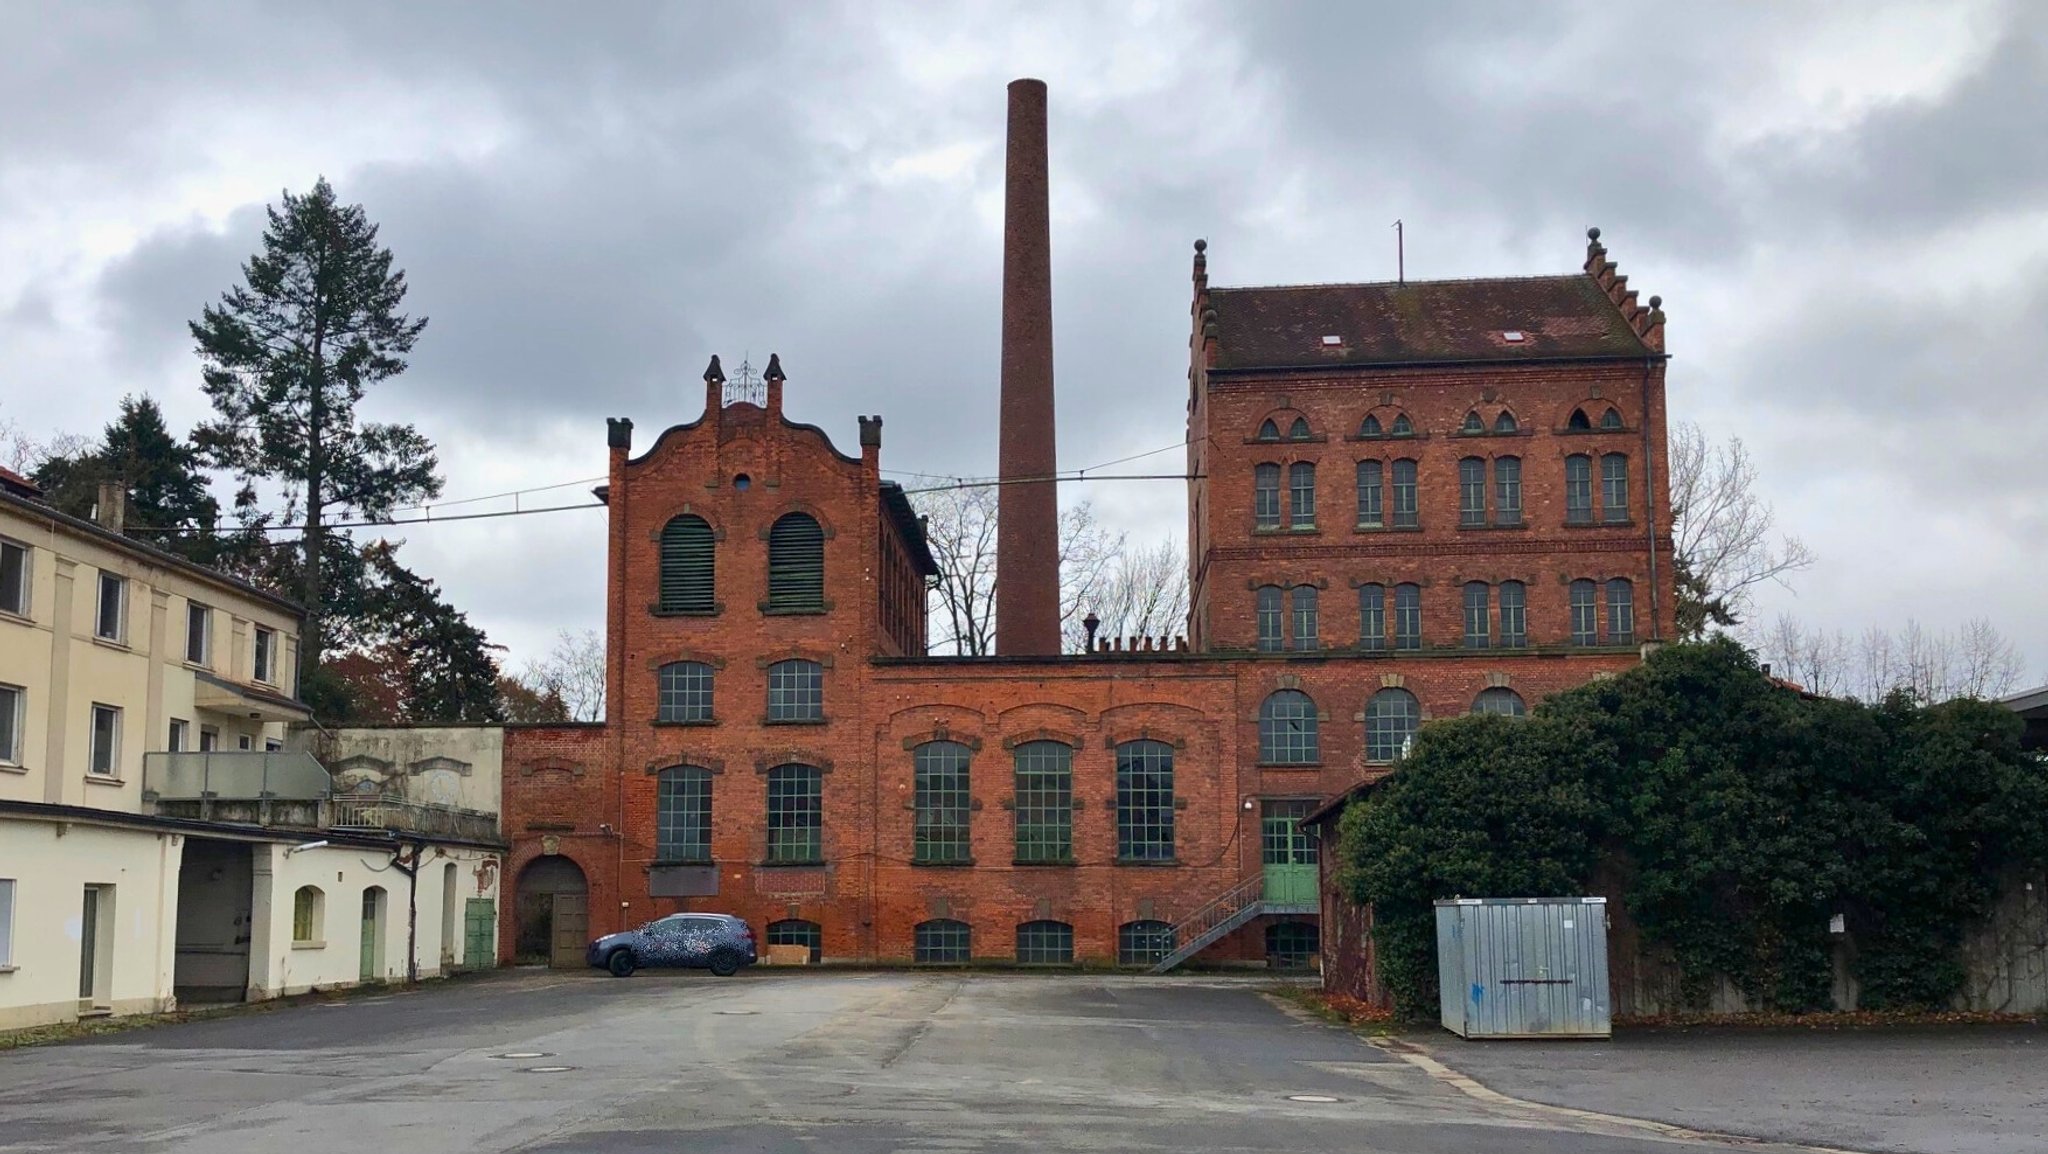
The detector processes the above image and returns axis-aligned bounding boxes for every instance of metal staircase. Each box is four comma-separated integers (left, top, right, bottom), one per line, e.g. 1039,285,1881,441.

1147,873,1318,974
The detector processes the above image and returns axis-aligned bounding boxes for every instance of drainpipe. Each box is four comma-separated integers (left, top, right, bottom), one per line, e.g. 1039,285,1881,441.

1641,355,1661,641
387,840,421,984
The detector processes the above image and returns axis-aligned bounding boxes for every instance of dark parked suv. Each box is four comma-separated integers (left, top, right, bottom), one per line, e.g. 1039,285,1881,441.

587,913,758,977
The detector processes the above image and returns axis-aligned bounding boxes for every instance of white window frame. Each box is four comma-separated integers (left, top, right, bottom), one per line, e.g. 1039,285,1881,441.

185,602,211,666
253,626,277,685
199,725,218,752
168,718,190,753
265,738,283,753
0,682,22,766
95,572,127,643
0,878,14,967
0,537,28,618
237,734,252,751
89,703,122,776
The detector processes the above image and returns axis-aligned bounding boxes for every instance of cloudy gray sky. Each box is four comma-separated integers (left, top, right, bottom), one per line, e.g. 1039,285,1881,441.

3,0,2043,683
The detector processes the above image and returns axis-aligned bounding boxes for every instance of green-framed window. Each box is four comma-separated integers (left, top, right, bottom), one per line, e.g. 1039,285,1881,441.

1258,690,1319,765
1565,455,1594,523
1499,581,1527,648
913,741,972,864
767,659,823,721
1016,920,1073,964
656,661,714,722
1359,583,1386,651
1118,920,1174,966
765,763,822,863
915,919,971,963
1569,580,1599,645
655,765,712,863
1266,921,1319,968
1115,739,1175,861
1607,578,1635,645
1365,688,1419,762
658,514,715,612
1012,741,1073,864
1261,799,1319,865
767,918,821,963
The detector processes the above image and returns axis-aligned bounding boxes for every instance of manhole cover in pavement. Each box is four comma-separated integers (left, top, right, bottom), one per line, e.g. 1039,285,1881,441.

494,1052,551,1059
1286,1094,1342,1103
523,1066,577,1074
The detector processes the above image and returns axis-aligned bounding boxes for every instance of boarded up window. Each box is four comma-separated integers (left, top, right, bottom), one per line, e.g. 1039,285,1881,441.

659,515,715,612
767,514,825,611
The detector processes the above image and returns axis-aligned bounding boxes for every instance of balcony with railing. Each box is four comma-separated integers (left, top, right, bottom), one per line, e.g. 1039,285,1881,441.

143,751,500,842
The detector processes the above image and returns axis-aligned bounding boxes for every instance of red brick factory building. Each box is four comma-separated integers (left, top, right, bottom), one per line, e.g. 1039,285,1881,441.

500,80,1675,969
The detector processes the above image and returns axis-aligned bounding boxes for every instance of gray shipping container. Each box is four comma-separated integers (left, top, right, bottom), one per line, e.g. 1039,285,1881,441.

1435,897,1611,1038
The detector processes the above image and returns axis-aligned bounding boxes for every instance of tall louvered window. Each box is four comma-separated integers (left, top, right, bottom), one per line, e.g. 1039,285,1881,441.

766,513,825,611
658,514,715,612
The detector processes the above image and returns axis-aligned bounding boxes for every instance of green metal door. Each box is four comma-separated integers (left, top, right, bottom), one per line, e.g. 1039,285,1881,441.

360,888,383,982
1261,801,1319,906
463,899,496,970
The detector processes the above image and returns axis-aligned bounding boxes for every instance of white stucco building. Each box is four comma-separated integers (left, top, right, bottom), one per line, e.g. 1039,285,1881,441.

1,470,505,1031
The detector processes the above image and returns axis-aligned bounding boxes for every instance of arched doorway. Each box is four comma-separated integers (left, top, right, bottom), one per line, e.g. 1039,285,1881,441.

360,886,387,982
515,856,588,968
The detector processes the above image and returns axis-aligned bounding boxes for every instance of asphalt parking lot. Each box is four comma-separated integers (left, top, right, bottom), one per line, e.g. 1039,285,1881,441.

0,969,1958,1154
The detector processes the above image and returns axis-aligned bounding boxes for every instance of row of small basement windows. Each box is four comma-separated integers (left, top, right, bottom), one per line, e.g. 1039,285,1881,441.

1253,452,1632,531
0,686,274,775
1256,405,1625,443
757,917,1318,967
656,512,825,615
0,537,280,684
1255,579,1636,652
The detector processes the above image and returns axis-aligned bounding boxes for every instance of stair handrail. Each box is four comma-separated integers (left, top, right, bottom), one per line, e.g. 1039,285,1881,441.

1162,871,1266,953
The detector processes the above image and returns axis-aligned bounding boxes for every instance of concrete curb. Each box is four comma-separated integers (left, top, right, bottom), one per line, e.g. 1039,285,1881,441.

1367,1035,1875,1154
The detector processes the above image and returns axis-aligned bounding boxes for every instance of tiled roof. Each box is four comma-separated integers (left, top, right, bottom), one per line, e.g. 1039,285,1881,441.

0,464,41,497
1206,274,1650,370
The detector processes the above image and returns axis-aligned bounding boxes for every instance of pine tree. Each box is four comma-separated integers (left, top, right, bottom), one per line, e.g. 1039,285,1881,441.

32,395,221,561
189,177,439,678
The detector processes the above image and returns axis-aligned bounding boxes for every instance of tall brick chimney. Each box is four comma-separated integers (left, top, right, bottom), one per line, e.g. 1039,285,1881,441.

994,77,1061,656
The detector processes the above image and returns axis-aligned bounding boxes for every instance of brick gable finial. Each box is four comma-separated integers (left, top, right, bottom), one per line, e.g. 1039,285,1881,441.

1584,227,1665,352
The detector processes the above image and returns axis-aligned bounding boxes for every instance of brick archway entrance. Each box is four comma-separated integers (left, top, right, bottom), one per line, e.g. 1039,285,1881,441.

514,855,588,968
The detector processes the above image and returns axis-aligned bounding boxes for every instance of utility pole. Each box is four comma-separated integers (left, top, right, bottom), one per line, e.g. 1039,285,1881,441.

1393,219,1404,284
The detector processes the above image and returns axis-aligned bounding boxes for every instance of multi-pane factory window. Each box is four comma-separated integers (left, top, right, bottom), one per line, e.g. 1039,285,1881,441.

1569,580,1599,645
1498,581,1527,648
656,661,714,722
1254,463,1281,529
1288,462,1316,528
1607,578,1636,645
1355,460,1383,527
1255,585,1284,652
655,766,712,863
1473,687,1527,717
1359,583,1386,651
1565,455,1593,524
1118,920,1174,966
1365,688,1420,762
1393,583,1422,650
767,919,821,964
1463,582,1491,649
1115,739,1175,861
915,919,972,963
1012,741,1073,864
1459,457,1486,526
913,741,973,864
765,764,822,863
1601,453,1630,521
1266,922,1320,968
1494,456,1522,524
1289,585,1318,651
1391,459,1419,527
1259,690,1320,765
1016,920,1074,964
767,659,823,721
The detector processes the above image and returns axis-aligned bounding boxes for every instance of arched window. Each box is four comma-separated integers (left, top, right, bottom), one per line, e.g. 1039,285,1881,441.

1360,414,1384,438
1255,585,1284,652
1601,453,1629,521
1498,581,1527,648
1289,585,1318,651
1461,411,1483,434
1607,579,1636,646
1393,583,1422,650
1459,457,1486,526
1288,462,1316,528
1473,687,1526,717
1119,920,1174,966
1568,408,1592,430
1016,920,1074,964
1266,921,1320,968
1257,418,1281,441
1391,459,1419,527
655,766,712,863
1358,583,1386,651
766,919,821,964
765,764,822,863
1259,689,1320,765
767,659,823,722
915,918,971,963
1365,688,1420,761
1355,460,1383,527
1115,739,1175,861
292,885,324,945
1569,579,1599,645
656,661,714,722
1012,741,1073,864
658,514,715,613
912,741,972,864
1493,456,1522,525
1564,455,1593,523
1390,413,1415,437
1462,582,1491,649
1287,416,1312,440
766,513,825,611
1254,463,1281,529
1493,411,1518,434
1600,407,1624,430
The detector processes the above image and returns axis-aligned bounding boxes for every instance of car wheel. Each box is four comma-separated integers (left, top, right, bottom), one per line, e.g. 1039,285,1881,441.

606,949,637,978
708,950,741,977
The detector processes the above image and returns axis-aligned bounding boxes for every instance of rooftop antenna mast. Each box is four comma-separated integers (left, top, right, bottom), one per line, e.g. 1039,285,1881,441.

1393,219,1404,284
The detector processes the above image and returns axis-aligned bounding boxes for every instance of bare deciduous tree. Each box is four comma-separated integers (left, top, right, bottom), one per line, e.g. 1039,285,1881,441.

516,628,607,721
914,485,1130,655
0,403,89,475
1065,536,1190,650
1669,420,1814,636
1758,614,2026,701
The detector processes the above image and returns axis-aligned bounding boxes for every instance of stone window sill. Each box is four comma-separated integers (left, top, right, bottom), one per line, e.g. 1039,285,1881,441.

292,940,325,951
91,635,131,652
911,859,977,868
1457,521,1528,531
762,716,829,726
0,609,32,626
0,763,27,775
1355,524,1423,534
0,965,17,974
757,859,826,869
84,774,125,787
1256,762,1324,770
652,718,718,728
759,605,831,617
650,858,712,868
1563,519,1636,529
650,606,723,618
1114,858,1179,867
1012,858,1076,867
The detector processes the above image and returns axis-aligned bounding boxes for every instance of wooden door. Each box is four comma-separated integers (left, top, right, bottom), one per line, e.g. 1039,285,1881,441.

549,893,587,968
